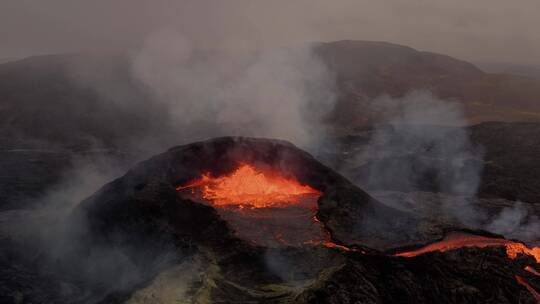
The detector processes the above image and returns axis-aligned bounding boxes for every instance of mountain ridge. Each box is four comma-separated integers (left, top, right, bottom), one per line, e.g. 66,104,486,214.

2,40,540,147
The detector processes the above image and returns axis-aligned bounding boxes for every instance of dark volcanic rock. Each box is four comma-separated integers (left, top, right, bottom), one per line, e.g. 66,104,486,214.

470,122,540,204
0,144,134,211
0,150,71,210
323,122,540,205
298,247,539,304
2,137,539,303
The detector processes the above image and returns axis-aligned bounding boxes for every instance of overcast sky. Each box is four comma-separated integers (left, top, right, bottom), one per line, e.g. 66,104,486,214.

2,0,539,64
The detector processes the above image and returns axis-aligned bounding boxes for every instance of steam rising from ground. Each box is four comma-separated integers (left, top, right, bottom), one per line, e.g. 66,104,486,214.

0,155,182,301
356,91,484,221
355,91,539,243
487,202,540,244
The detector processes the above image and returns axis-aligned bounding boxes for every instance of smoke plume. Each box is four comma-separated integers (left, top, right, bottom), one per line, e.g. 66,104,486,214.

131,30,336,149
351,91,485,225
486,202,540,244
353,91,539,244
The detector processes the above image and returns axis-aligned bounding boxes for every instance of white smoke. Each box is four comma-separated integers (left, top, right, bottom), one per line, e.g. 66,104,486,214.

0,155,180,302
0,24,339,302
131,30,336,148
485,202,540,243
356,91,539,243
353,91,485,225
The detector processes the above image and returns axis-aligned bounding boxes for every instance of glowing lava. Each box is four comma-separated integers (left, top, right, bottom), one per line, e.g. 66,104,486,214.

526,266,540,277
395,233,540,263
506,243,540,263
396,233,540,303
177,164,338,248
516,275,540,303
176,164,321,208
396,233,540,263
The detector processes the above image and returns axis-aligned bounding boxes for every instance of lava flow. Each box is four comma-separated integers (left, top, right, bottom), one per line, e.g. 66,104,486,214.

396,232,540,302
395,232,540,263
177,164,338,248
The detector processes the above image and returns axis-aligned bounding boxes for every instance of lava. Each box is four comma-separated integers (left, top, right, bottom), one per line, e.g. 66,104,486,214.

176,164,321,208
395,233,540,263
177,163,335,247
526,266,540,277
309,214,358,252
516,275,540,303
395,232,540,302
506,243,540,263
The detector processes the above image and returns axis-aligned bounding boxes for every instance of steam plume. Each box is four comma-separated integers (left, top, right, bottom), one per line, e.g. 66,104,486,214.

131,30,336,148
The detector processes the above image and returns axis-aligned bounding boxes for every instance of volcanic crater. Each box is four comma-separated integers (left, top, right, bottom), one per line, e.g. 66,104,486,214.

70,137,540,303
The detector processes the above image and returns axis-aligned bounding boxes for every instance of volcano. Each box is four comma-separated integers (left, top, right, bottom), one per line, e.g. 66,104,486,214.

23,137,539,303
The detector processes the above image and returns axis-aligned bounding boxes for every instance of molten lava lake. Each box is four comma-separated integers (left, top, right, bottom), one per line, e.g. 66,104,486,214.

176,164,330,247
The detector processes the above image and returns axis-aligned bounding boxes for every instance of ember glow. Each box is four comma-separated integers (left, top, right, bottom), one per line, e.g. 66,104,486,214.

176,164,321,208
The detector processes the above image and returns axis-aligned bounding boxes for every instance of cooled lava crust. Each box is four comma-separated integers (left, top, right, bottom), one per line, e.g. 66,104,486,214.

71,137,539,303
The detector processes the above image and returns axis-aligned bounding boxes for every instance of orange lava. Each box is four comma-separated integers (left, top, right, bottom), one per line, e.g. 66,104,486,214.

395,233,540,263
526,266,540,277
395,233,540,302
321,241,355,252
396,233,513,257
176,164,321,208
506,243,540,263
177,164,355,251
309,215,357,252
516,275,540,303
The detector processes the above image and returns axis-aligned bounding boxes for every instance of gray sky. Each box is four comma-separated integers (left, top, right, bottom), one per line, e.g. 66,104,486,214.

2,0,540,64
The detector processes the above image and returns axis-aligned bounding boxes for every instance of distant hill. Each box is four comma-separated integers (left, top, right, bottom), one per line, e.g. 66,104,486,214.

315,40,540,129
0,53,170,149
476,61,540,79
0,57,18,64
1,41,540,148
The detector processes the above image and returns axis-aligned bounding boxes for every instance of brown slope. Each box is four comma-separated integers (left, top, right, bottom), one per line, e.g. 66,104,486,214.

1,41,539,147
315,40,540,128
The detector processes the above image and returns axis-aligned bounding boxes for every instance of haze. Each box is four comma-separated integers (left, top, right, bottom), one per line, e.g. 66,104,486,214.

2,0,539,65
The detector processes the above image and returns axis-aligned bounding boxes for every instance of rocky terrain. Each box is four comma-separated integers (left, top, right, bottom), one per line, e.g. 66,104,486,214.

1,40,540,303
1,137,539,303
